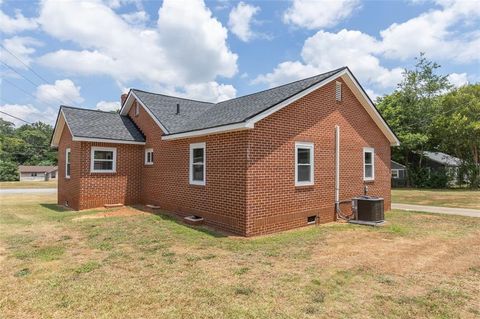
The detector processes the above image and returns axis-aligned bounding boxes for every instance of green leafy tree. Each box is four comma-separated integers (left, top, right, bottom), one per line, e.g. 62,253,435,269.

377,53,452,170
0,160,18,181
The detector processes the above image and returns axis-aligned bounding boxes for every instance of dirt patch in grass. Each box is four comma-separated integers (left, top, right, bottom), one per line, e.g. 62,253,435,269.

72,207,146,221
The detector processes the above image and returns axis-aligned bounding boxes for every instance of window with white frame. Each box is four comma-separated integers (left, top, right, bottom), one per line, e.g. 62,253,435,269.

91,147,116,173
65,148,71,178
335,81,342,101
391,169,399,179
145,148,154,165
363,147,374,181
135,103,139,116
31,172,37,177
189,143,205,185
295,142,314,186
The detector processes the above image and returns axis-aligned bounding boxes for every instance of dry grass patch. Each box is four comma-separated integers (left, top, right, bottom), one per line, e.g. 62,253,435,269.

392,188,480,209
1,193,479,318
0,180,57,189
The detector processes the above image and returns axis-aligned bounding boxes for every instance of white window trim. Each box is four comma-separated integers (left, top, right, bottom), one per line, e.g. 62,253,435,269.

295,142,314,186
189,142,206,186
363,147,375,181
145,148,153,165
65,148,71,179
391,169,399,179
90,146,117,173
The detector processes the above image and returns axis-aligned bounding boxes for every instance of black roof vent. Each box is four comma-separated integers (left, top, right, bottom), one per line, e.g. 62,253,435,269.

176,103,180,115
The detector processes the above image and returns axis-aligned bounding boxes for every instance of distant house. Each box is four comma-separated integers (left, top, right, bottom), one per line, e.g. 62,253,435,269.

18,166,58,181
422,151,462,184
391,160,407,187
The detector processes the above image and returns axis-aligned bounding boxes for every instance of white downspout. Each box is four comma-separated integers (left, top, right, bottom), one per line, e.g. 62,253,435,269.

335,125,340,206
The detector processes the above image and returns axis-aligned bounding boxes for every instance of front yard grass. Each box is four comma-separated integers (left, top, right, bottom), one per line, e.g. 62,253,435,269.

1,193,479,318
0,180,57,189
392,188,480,210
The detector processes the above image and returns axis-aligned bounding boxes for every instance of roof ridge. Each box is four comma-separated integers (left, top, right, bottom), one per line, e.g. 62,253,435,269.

131,67,347,106
131,89,214,105
61,105,123,115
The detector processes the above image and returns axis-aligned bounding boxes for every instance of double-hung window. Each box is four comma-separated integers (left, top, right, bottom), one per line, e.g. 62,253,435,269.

189,143,205,185
91,147,116,173
295,142,314,186
145,148,154,165
391,169,399,179
363,147,374,181
65,148,71,178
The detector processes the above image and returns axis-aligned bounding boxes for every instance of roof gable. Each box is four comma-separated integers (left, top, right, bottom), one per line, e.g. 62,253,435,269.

51,106,145,147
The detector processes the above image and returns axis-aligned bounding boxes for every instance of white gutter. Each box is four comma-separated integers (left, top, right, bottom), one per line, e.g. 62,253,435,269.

335,125,340,204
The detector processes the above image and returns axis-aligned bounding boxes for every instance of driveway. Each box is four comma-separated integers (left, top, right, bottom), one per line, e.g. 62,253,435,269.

392,203,480,218
0,188,57,194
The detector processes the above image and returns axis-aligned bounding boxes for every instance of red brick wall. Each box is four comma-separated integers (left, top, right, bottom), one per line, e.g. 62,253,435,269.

57,124,143,210
127,101,249,235
245,78,391,236
57,125,81,209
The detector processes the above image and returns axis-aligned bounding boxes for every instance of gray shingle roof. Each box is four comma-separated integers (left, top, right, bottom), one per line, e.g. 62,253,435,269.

391,160,406,169
62,106,145,142
133,67,346,134
423,151,462,167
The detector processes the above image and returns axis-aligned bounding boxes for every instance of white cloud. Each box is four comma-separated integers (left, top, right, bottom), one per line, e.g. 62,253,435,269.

0,36,41,69
254,29,403,89
37,0,238,102
96,100,120,111
0,104,57,126
35,79,84,105
228,2,260,42
183,82,236,102
0,9,38,34
448,72,469,87
283,0,360,29
380,0,480,62
121,10,149,27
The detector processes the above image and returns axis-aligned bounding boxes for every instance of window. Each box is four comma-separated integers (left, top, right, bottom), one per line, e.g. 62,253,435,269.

31,172,37,177
295,142,314,186
363,147,374,181
91,147,116,173
145,148,154,165
189,143,205,185
51,172,56,178
65,148,71,178
391,169,399,179
135,103,139,116
336,81,342,101
307,215,316,224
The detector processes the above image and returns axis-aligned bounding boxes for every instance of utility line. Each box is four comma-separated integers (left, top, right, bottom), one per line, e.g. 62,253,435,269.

1,44,51,84
0,110,32,124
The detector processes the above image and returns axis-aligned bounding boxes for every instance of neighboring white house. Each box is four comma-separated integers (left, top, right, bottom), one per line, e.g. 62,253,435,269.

18,166,58,181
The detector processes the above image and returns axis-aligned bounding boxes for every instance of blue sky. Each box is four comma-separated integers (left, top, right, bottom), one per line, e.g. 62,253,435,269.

1,0,479,126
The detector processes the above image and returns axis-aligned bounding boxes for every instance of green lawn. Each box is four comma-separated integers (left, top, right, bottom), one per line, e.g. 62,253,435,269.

0,180,57,189
392,189,480,210
1,193,479,318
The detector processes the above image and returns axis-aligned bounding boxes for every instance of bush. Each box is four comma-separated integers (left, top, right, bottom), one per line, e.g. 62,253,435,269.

0,160,18,181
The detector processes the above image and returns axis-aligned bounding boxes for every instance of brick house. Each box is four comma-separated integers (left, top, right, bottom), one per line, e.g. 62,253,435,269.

51,67,399,236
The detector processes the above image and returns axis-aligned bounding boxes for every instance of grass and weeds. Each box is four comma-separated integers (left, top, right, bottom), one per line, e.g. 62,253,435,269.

1,192,479,318
0,180,57,189
392,188,480,209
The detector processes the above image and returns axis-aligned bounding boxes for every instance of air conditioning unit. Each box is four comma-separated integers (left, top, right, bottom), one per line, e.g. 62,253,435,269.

350,196,385,226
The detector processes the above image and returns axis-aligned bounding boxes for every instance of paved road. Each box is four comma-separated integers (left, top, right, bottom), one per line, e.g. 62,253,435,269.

392,203,480,218
0,188,57,194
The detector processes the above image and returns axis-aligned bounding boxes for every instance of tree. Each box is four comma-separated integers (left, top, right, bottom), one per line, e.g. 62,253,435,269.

0,160,18,181
432,84,480,187
377,53,452,170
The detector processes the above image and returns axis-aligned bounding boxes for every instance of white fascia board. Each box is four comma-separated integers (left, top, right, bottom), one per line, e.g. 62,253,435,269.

342,69,400,146
50,109,74,147
71,136,146,145
162,122,252,141
120,90,169,135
